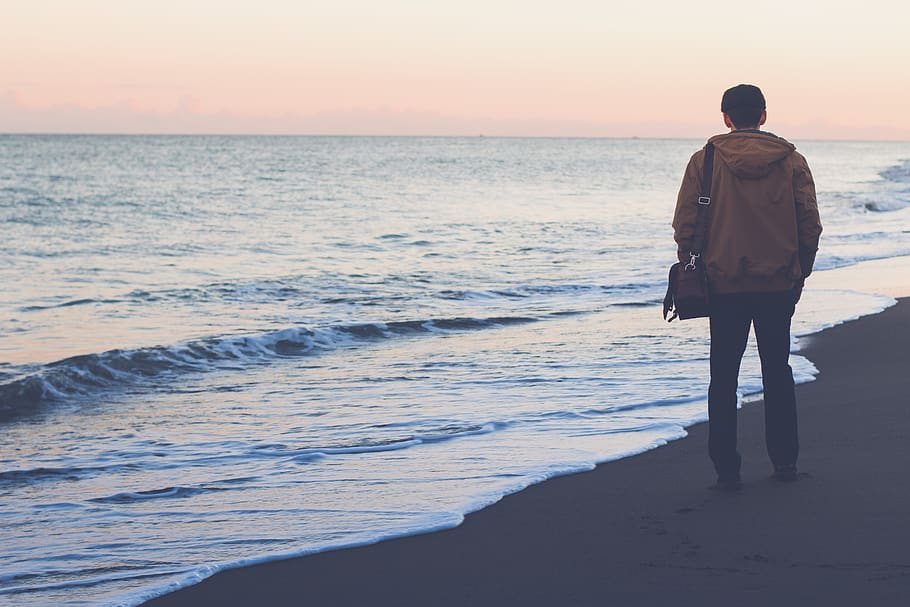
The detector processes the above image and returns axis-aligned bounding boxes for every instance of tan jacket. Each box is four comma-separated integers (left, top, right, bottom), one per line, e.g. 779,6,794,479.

673,130,822,295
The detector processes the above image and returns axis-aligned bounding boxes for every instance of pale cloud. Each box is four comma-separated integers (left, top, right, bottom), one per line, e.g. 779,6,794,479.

0,90,713,136
3,92,909,140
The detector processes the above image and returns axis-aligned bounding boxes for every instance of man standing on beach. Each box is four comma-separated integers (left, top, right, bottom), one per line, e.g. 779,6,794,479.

672,84,822,490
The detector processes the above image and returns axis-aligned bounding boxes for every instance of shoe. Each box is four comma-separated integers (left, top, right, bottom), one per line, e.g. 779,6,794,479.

772,464,798,482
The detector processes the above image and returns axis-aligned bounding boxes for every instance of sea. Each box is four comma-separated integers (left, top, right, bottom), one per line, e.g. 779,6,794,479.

1,135,909,606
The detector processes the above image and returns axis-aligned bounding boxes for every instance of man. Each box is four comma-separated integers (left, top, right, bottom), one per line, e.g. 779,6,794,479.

673,84,822,491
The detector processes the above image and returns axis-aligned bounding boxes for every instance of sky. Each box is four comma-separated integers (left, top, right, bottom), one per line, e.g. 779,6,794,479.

2,0,909,139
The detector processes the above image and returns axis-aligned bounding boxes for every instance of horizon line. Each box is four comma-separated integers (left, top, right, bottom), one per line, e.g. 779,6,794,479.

2,131,908,144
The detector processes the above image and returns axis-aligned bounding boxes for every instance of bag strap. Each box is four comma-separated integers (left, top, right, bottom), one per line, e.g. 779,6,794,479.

685,143,714,270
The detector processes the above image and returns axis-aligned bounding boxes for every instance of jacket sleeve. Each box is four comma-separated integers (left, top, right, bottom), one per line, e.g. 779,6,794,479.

792,152,822,278
672,150,703,263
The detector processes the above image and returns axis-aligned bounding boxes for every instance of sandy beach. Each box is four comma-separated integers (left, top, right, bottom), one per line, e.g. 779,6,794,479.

142,296,910,606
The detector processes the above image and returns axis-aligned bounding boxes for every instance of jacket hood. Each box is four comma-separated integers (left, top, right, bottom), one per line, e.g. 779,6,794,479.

708,131,795,179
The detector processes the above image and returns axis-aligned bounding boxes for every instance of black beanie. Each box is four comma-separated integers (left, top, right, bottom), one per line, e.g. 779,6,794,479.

721,84,766,112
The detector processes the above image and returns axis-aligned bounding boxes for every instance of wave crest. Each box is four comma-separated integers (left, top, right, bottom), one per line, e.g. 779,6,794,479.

0,315,538,420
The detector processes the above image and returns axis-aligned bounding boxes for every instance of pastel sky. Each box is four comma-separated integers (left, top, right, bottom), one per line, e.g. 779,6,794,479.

3,0,909,139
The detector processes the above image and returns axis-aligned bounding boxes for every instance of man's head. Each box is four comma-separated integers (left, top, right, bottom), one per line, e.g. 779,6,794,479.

721,84,767,130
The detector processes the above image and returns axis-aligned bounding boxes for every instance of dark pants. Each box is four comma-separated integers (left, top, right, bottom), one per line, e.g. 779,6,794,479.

708,291,798,480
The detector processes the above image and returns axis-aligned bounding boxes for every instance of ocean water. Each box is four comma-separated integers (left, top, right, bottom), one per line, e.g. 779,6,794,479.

1,135,908,606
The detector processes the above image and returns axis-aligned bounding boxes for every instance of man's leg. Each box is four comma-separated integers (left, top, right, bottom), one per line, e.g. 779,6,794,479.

708,294,751,482
753,291,799,470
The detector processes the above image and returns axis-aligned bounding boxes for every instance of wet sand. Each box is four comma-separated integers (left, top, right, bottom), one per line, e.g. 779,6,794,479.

144,297,910,607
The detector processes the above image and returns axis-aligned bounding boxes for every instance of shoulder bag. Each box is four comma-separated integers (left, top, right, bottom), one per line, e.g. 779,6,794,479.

663,143,714,322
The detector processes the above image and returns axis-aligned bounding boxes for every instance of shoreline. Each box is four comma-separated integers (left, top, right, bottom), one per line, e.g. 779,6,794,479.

142,296,910,606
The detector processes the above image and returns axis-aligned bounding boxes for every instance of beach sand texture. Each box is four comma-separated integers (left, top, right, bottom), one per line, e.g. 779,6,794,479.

144,297,910,606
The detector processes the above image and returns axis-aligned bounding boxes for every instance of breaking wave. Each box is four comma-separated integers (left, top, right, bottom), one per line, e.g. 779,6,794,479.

863,160,910,212
0,315,538,419
880,160,910,184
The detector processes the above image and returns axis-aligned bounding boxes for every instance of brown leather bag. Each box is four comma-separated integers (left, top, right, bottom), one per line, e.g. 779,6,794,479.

664,260,709,321
663,143,714,322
